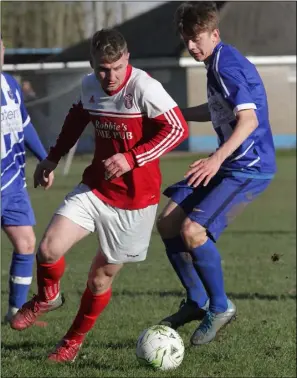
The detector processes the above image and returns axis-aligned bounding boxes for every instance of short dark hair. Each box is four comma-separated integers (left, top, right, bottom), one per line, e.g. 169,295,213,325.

175,2,219,38
90,28,128,63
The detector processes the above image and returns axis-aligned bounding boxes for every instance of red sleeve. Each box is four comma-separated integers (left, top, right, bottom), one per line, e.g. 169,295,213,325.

123,106,188,167
47,101,90,163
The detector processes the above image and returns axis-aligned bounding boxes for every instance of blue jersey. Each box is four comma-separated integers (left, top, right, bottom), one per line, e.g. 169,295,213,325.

207,42,276,178
1,73,31,195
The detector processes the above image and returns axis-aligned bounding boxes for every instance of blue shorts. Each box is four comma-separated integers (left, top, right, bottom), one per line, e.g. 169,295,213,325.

1,188,36,227
163,175,272,242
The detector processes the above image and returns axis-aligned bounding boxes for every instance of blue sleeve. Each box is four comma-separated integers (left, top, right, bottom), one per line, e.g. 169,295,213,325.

18,86,32,128
23,122,47,161
216,52,257,114
14,82,47,161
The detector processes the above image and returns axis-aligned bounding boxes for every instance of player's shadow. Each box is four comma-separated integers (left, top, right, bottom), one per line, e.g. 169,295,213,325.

1,341,47,352
2,341,50,362
1,340,134,370
225,230,296,235
111,290,296,301
227,292,296,300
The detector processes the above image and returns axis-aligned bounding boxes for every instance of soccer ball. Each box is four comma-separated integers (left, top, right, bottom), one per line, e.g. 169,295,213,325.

136,325,185,371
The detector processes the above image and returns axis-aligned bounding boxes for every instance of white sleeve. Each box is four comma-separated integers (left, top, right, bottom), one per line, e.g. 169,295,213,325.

139,79,177,119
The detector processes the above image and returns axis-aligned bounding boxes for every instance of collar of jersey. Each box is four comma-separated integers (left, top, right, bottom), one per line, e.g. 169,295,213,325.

103,64,132,96
205,41,224,70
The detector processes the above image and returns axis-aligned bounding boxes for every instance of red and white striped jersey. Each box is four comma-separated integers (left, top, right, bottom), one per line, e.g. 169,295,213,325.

47,65,188,209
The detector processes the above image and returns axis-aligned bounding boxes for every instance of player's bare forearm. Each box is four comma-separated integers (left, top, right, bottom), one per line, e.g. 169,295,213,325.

214,109,259,163
181,103,211,122
184,109,258,187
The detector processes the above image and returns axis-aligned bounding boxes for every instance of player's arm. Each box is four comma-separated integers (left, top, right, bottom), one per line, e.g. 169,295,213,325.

23,123,47,161
46,101,90,164
124,81,189,168
211,64,259,162
185,63,259,187
19,86,48,161
34,101,90,189
181,103,211,122
123,108,188,169
104,80,189,179
214,109,258,163
19,85,55,189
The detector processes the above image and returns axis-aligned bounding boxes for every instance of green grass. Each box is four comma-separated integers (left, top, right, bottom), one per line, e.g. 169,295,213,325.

1,152,296,377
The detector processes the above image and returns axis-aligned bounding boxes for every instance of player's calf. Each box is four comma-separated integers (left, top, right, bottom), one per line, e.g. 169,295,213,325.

180,218,208,250
48,285,112,363
156,200,186,239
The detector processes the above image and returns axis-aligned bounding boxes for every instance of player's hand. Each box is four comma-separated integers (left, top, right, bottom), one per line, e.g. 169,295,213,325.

34,159,57,190
103,153,132,180
45,171,55,190
184,153,222,187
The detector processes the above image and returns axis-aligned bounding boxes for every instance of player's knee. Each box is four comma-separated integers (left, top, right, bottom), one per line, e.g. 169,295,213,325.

156,215,170,238
87,274,112,294
156,215,181,239
181,219,207,249
38,235,61,263
14,233,36,254
157,202,186,239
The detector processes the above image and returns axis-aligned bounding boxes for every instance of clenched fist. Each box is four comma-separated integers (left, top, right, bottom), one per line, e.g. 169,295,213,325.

34,159,56,190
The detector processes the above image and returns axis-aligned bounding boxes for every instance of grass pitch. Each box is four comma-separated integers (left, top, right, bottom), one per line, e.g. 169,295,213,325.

1,151,296,377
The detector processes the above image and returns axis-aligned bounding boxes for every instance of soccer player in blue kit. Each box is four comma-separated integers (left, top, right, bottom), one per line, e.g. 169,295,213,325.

1,36,54,323
157,2,276,345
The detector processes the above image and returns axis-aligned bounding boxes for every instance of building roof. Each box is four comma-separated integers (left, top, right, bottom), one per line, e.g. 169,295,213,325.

40,1,297,63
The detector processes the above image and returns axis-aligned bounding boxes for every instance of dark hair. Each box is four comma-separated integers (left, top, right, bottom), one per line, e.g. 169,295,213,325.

90,28,128,63
175,2,219,37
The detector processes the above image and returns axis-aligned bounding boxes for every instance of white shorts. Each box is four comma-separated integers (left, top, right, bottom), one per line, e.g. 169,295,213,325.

55,183,158,264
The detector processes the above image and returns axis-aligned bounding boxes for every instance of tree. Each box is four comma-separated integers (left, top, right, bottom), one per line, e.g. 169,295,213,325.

1,1,87,48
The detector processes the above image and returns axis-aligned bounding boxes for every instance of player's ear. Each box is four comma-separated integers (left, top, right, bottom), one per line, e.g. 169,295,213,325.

212,29,220,41
124,51,130,61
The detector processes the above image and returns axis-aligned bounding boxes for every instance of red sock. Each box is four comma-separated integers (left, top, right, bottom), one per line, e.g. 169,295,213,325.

65,285,112,344
37,257,66,301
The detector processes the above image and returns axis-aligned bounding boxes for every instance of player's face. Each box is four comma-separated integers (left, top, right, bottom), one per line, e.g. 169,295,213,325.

0,38,5,67
182,29,220,62
92,52,130,92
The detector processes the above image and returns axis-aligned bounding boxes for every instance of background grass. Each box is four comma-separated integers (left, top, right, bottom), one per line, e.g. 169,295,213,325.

1,151,296,377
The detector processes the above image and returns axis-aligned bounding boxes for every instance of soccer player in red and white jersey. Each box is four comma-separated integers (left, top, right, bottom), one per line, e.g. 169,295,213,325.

10,28,188,362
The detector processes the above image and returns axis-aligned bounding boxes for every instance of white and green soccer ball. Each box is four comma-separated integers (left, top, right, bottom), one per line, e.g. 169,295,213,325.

136,325,185,371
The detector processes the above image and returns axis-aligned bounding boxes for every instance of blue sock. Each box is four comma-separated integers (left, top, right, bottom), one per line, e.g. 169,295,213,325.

9,252,35,309
191,238,228,313
162,236,209,308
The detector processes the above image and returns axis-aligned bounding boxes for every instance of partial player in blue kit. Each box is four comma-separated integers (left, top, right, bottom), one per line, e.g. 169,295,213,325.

1,36,54,323
157,2,276,345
